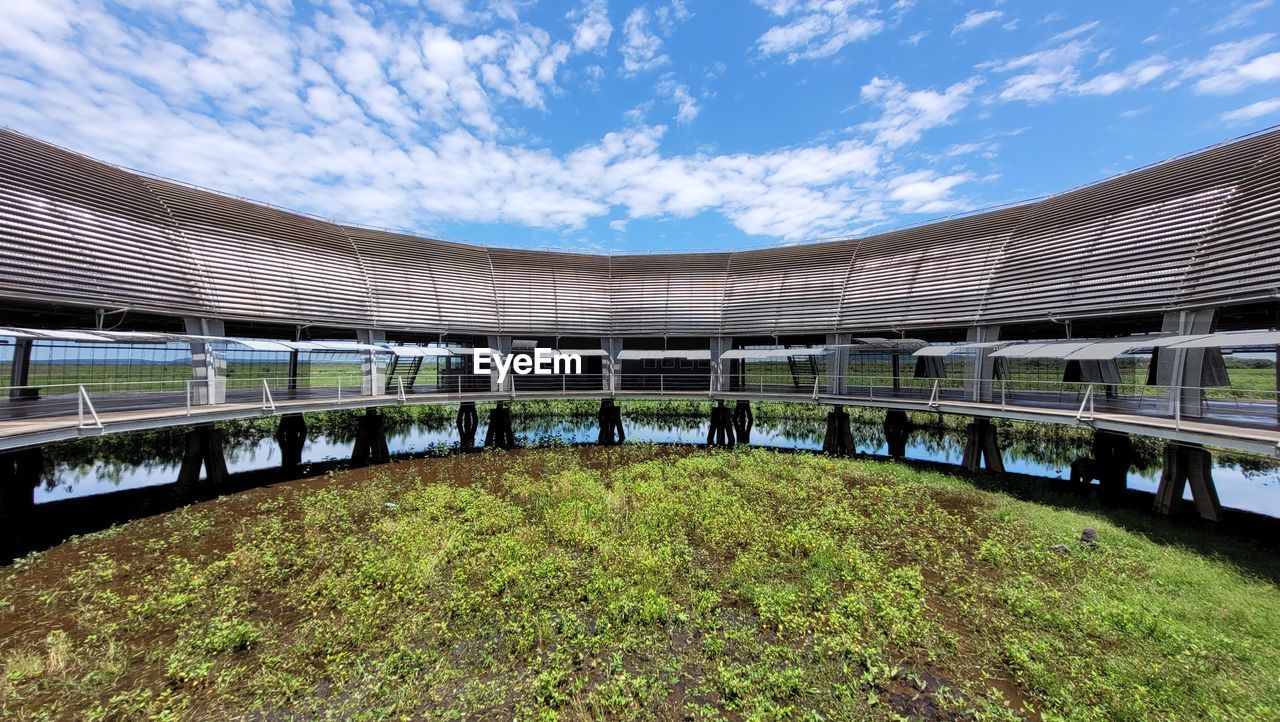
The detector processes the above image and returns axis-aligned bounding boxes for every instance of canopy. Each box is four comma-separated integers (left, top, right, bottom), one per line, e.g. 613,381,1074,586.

913,341,1006,358
227,339,295,352
719,346,826,360
384,346,454,357
618,349,711,360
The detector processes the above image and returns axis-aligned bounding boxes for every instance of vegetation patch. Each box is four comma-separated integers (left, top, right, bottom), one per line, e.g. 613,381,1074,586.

2,446,1279,720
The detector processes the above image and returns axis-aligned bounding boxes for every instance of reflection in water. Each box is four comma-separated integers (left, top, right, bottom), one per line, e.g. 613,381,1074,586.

33,413,1280,518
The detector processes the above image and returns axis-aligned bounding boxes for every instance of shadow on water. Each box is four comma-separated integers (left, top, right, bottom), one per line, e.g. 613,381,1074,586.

5,407,1280,569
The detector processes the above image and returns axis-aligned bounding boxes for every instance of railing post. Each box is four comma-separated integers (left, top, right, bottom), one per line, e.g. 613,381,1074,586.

261,379,276,412
1174,383,1181,430
397,376,407,403
1075,384,1094,422
928,379,940,408
186,380,192,417
77,385,103,429
1000,379,1007,411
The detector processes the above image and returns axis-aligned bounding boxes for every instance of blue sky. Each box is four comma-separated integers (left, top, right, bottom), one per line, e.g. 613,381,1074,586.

2,0,1280,252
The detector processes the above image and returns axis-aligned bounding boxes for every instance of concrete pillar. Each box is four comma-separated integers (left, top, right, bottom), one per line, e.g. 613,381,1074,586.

8,338,34,399
597,399,625,445
1273,303,1279,422
457,402,479,449
183,318,226,404
275,414,307,475
964,326,1000,402
825,333,851,395
484,401,516,449
176,425,229,489
961,418,1004,473
601,337,623,392
732,400,754,445
357,330,386,396
486,335,512,393
0,448,43,524
822,405,855,455
1154,309,1220,417
707,400,735,449
350,408,390,466
883,409,911,458
1154,444,1221,522
709,337,732,392
1068,431,1131,501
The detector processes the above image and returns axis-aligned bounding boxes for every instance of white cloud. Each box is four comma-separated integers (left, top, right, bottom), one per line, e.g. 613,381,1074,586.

753,0,885,62
953,10,1003,35
1046,20,1100,44
570,0,612,53
984,40,1091,102
859,76,981,147
902,30,927,46
656,76,699,124
1221,96,1280,123
1180,34,1280,94
620,7,669,75
1075,56,1171,95
1211,0,1274,33
887,170,973,213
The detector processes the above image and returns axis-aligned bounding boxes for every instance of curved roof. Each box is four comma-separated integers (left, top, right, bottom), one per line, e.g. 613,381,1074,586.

2,127,1279,336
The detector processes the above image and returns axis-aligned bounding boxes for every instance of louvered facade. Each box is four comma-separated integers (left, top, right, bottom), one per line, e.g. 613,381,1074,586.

2,127,1279,337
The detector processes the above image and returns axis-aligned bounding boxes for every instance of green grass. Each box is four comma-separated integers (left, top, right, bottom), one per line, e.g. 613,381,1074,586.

3,447,1279,720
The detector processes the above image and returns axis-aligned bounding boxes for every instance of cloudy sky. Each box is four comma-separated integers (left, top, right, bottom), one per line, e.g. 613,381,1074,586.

2,0,1279,251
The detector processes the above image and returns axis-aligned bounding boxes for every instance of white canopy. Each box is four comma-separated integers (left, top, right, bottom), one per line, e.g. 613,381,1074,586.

384,346,454,357
913,341,1006,358
618,349,712,360
719,346,826,360
992,331,1280,362
228,339,296,352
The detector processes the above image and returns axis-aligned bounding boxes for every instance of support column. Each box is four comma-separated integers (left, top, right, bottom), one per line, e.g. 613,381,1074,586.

357,330,386,396
597,399,625,445
457,402,479,449
963,326,1000,402
350,408,390,466
732,400,754,445
710,337,732,393
0,448,43,525
184,318,226,405
484,401,516,449
1067,431,1131,500
961,418,1004,473
707,400,735,449
822,405,855,455
8,338,34,399
1154,309,1221,418
1273,303,1279,422
601,337,623,392
1154,444,1221,522
275,414,307,475
176,425,229,490
883,409,911,458
825,333,851,395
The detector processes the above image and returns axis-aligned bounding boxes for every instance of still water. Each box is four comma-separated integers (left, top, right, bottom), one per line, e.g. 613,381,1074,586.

35,413,1280,518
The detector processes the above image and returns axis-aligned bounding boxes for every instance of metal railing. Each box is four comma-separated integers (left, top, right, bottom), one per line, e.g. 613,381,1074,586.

0,370,1276,437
